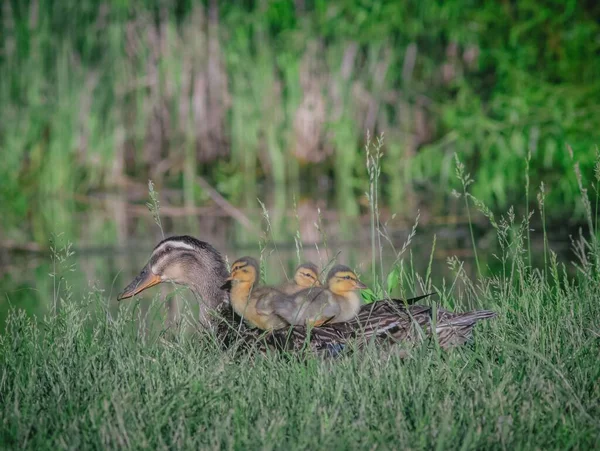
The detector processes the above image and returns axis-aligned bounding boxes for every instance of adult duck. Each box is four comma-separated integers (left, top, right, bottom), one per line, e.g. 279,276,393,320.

118,235,496,354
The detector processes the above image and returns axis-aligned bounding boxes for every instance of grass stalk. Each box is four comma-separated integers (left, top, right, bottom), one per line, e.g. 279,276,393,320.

454,154,482,277
525,149,532,265
538,183,548,275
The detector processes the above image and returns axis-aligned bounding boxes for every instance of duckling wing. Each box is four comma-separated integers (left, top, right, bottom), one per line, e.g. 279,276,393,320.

271,297,296,323
295,289,341,325
304,299,341,326
277,282,300,295
254,287,285,315
273,287,336,325
303,301,340,327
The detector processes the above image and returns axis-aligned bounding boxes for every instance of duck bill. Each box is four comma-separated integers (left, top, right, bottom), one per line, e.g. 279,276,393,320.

118,265,162,301
220,275,234,291
355,280,368,290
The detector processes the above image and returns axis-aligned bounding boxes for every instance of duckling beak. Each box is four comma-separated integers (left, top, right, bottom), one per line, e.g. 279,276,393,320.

220,281,232,291
118,265,162,300
220,274,235,291
354,279,368,290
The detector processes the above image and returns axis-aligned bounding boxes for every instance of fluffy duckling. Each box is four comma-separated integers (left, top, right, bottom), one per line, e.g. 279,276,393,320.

222,256,289,330
278,262,322,295
273,264,367,327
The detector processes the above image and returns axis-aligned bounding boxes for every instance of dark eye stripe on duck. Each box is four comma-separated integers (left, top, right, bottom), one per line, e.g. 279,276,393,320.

153,239,197,254
148,236,228,278
152,237,219,263
153,235,217,252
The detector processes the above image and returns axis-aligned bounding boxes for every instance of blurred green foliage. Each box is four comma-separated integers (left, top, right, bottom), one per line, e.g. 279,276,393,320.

1,0,599,241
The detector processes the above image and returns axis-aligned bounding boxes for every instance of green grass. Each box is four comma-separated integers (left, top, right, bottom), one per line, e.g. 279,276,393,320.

2,139,600,448
3,131,600,448
1,224,599,449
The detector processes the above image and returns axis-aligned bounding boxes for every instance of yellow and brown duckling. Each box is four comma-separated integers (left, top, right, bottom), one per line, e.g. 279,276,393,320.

278,262,322,295
222,256,288,331
273,265,367,327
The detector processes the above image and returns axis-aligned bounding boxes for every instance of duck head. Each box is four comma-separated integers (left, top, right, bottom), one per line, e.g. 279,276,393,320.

293,262,321,289
221,256,260,291
118,236,229,308
326,265,367,296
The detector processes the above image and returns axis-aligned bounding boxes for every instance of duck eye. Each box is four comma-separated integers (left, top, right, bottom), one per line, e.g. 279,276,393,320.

165,246,172,253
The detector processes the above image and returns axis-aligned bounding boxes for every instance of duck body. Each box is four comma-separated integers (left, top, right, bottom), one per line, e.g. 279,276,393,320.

230,297,496,355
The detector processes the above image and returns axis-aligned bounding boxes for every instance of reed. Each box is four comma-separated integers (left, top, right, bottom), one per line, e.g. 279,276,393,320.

3,1,600,242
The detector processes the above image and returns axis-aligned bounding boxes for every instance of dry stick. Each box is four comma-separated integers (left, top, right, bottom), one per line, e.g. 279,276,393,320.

195,175,259,234
0,240,46,252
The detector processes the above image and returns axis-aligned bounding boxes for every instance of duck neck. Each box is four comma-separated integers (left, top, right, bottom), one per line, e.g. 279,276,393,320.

185,260,229,328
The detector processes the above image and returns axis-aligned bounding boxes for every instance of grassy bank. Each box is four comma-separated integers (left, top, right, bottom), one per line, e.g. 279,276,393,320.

1,214,599,449
2,0,600,241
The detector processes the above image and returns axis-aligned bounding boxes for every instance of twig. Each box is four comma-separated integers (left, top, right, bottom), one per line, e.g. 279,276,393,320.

196,175,258,233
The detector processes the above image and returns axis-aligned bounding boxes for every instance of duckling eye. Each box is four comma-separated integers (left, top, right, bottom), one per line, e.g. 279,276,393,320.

344,275,351,280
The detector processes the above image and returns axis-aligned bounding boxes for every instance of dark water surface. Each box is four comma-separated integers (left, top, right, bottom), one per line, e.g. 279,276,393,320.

0,196,575,328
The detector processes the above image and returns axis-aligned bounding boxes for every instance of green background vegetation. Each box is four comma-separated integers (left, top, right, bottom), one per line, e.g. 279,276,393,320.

1,2,600,447
1,0,600,242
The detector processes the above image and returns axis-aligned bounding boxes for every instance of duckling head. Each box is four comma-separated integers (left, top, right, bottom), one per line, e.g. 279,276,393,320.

326,265,367,296
221,256,260,290
293,262,321,288
118,235,228,301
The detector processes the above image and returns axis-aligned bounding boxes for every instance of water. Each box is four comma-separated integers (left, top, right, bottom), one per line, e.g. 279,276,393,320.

0,193,575,328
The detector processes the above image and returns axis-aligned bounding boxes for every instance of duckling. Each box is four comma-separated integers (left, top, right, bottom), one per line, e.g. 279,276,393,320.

223,257,289,331
273,264,367,327
278,262,322,295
